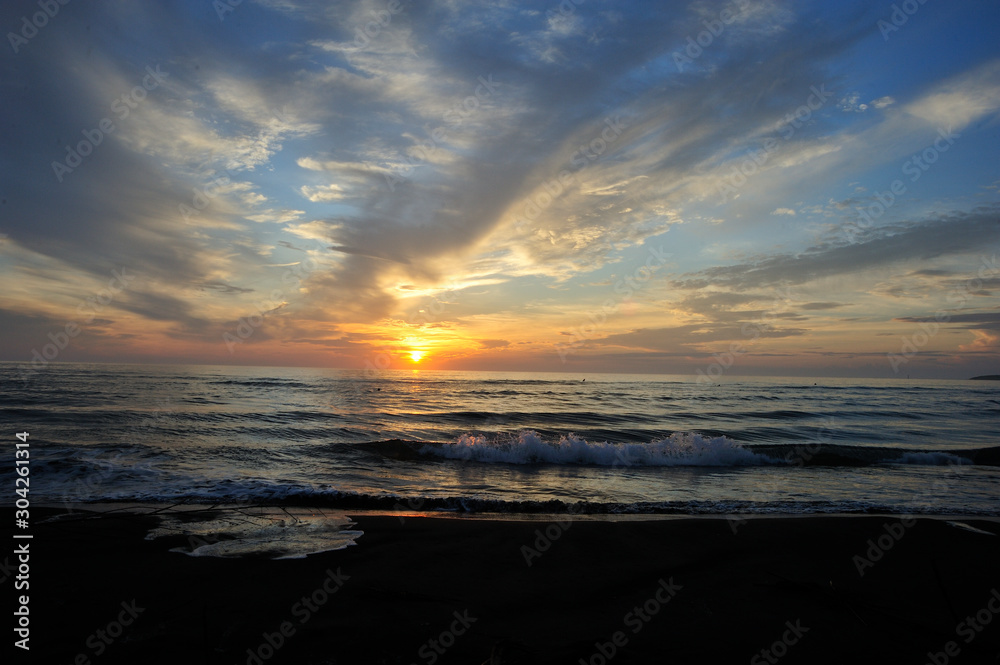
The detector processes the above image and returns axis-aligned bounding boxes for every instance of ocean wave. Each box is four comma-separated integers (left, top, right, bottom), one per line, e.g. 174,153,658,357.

207,379,311,388
748,443,994,467
360,434,1000,468
420,431,771,466
896,451,973,466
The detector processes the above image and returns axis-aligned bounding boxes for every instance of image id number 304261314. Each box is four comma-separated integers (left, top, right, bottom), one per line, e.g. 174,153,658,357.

14,431,32,652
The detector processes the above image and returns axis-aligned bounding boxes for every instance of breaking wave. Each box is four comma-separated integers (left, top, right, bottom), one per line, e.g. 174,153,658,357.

420,431,771,466
360,433,998,468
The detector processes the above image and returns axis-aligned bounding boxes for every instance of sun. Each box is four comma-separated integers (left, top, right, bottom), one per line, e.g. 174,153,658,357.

409,350,424,363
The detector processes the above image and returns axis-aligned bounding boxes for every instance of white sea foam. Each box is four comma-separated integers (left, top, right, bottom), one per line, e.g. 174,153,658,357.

146,509,361,559
897,451,972,466
422,430,775,466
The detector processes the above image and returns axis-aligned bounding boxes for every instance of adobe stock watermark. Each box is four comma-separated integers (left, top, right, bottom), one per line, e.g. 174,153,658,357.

577,578,682,665
520,503,583,567
221,0,411,38
887,253,998,373
223,256,319,352
384,73,501,191
924,588,1000,665
556,245,672,362
510,115,627,232
696,286,794,384
51,65,169,182
219,0,412,40
877,0,931,41
410,609,477,665
179,166,235,222
546,0,586,22
843,127,959,244
350,0,411,49
717,85,833,203
392,419,513,522
57,396,177,511
213,0,243,20
750,619,809,664
0,556,14,585
52,599,144,662
58,452,124,514
852,456,967,578
179,107,289,221
18,267,136,386
243,567,350,665
852,517,916,577
727,416,836,534
331,282,463,417
673,0,750,71
6,0,71,54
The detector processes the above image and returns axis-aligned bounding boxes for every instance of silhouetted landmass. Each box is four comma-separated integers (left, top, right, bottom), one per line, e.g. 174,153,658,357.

970,375,1000,380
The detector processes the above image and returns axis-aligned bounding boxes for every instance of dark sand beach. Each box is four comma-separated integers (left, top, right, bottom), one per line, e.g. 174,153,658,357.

13,507,1000,664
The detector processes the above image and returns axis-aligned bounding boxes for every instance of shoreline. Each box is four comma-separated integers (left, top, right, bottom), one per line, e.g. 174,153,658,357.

37,501,1000,522
12,506,1000,664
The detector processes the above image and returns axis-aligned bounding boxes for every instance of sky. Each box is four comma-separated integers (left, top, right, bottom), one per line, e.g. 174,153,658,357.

1,0,999,379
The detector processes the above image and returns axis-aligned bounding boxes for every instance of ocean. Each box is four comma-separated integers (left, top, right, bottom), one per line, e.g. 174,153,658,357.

3,362,999,518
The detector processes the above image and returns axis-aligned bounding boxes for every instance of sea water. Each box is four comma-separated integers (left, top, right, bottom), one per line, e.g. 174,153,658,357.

2,362,998,517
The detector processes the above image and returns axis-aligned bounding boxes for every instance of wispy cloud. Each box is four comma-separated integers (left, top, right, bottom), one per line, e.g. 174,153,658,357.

1,0,997,377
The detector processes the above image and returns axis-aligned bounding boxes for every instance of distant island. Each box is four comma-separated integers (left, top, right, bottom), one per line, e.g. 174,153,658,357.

969,375,1000,380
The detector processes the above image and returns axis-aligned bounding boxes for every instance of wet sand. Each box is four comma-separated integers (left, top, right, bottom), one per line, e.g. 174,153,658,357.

14,507,1000,664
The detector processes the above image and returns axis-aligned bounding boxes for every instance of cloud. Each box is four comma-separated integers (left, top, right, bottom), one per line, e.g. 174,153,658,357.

838,92,868,112
800,302,848,310
909,269,953,277
903,59,1000,130
672,207,1000,291
894,311,1000,331
1,0,998,376
300,184,349,202
594,323,808,354
201,281,255,294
